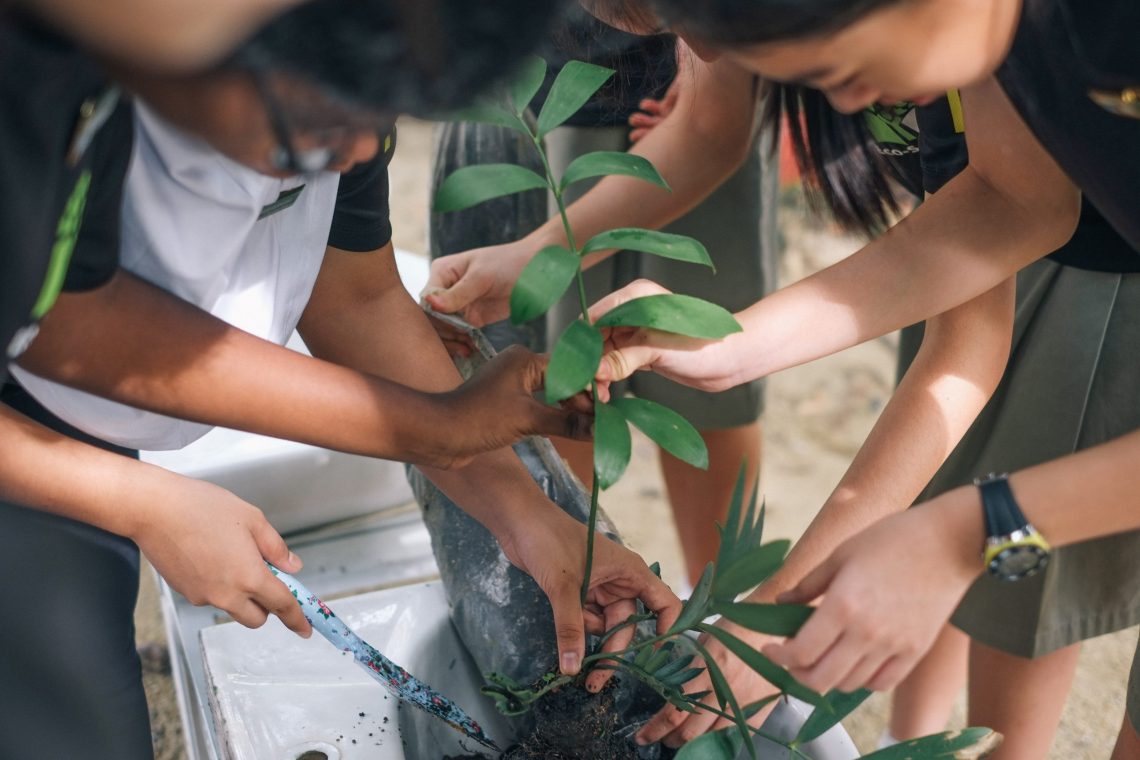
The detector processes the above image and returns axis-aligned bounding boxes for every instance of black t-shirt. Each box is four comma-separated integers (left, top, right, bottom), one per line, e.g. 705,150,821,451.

534,8,676,129
327,128,397,252
1,14,131,381
873,93,1140,272
996,0,1140,255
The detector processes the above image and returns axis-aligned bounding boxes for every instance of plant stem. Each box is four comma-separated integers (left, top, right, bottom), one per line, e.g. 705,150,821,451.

527,128,602,608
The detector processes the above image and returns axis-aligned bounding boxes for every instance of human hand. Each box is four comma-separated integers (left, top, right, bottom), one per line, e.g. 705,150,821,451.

628,77,681,143
587,279,736,398
498,508,682,691
440,345,593,458
762,492,982,693
637,619,780,747
128,476,312,638
423,241,533,328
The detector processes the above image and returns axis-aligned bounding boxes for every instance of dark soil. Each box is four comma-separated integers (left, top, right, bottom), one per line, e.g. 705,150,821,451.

444,677,638,760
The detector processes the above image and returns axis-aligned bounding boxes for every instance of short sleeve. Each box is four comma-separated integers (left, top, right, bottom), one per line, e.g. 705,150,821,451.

63,98,133,291
916,96,969,195
327,129,396,252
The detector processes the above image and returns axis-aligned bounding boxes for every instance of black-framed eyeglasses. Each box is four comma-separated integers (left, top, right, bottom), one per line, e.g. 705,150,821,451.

250,68,339,174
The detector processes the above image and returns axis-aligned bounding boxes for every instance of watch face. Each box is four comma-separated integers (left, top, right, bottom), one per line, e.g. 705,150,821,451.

989,545,1049,581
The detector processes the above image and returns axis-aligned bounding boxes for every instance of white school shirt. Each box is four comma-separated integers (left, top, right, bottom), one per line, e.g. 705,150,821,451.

13,102,342,450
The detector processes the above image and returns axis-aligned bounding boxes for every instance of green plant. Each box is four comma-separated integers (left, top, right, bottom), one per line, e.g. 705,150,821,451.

435,57,999,760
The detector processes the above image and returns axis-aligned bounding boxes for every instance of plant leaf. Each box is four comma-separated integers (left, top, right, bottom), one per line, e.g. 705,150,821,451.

612,396,708,470
715,464,750,571
661,667,706,688
448,102,528,134
545,319,602,403
634,642,656,670
434,163,549,213
796,689,872,743
859,728,1003,759
692,639,756,760
581,228,712,269
643,641,676,674
711,539,791,601
594,401,632,489
668,562,715,634
654,653,696,681
697,623,825,707
561,152,669,191
509,245,579,325
595,294,742,339
675,726,745,760
712,601,814,637
536,61,615,137
510,55,548,114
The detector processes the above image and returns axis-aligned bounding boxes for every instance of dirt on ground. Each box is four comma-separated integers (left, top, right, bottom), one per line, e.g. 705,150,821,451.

134,117,1137,759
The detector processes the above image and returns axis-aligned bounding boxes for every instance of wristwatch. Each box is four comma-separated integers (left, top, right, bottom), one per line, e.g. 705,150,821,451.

974,473,1051,581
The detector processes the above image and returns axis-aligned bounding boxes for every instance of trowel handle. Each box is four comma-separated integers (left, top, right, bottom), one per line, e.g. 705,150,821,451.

266,563,364,654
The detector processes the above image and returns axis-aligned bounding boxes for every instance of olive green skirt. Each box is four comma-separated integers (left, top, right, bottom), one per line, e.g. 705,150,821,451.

901,259,1140,658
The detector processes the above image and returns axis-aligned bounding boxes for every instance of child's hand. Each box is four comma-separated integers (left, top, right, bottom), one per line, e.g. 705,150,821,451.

127,474,312,638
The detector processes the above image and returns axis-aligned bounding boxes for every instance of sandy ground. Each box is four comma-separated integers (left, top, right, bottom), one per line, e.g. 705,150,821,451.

135,118,1136,758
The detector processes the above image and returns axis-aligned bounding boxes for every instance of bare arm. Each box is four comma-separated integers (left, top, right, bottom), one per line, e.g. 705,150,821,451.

594,76,1080,392
0,404,311,636
299,243,680,683
637,281,1015,744
17,270,585,468
424,53,760,324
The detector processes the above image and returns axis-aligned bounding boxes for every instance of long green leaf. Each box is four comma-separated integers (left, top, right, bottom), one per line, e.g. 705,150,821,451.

537,61,614,137
434,163,548,213
669,562,715,634
611,396,708,470
711,539,791,601
581,228,713,269
509,245,578,325
595,294,742,339
712,601,813,637
594,401,631,489
692,640,756,760
510,55,548,114
796,689,872,743
561,152,669,191
661,667,706,688
545,319,602,403
698,623,825,707
860,728,1002,759
654,652,696,681
675,726,744,760
715,464,750,571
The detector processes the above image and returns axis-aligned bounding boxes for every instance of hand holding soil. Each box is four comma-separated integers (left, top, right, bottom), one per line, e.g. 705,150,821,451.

496,506,681,688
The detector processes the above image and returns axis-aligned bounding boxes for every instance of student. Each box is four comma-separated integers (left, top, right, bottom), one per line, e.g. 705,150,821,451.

580,0,1140,756
1,4,680,757
429,9,777,590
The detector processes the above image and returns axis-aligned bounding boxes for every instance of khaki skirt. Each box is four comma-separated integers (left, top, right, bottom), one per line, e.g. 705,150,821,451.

900,259,1140,658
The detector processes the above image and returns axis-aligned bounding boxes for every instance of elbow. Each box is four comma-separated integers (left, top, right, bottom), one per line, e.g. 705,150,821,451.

1039,189,1081,254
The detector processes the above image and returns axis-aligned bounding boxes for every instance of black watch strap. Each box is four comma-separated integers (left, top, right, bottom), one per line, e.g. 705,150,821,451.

976,473,1029,537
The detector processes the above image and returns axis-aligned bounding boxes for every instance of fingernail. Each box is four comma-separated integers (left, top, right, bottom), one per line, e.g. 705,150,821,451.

635,733,648,746
561,651,580,675
288,552,301,568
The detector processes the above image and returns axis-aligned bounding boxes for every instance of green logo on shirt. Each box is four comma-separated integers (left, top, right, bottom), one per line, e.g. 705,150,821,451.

31,169,91,320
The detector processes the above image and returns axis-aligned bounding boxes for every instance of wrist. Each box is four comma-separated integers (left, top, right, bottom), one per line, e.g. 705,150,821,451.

925,486,987,582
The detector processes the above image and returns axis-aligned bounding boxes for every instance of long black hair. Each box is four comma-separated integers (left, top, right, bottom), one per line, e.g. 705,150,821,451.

763,83,904,237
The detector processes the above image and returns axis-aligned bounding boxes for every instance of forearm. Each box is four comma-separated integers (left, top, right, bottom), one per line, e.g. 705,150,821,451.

298,246,560,534
18,271,456,463
0,404,171,537
758,282,1014,599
